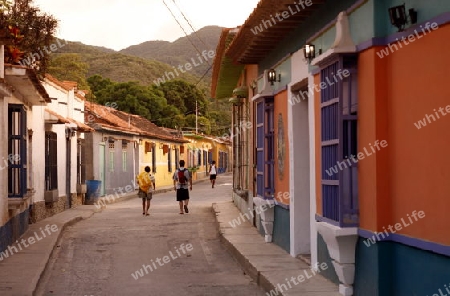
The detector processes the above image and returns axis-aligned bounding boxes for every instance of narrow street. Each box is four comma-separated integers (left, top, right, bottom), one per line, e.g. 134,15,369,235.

35,175,265,296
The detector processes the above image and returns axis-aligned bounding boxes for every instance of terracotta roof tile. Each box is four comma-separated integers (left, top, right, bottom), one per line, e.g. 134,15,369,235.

45,108,70,123
84,101,140,134
112,110,188,143
44,74,72,91
62,81,77,90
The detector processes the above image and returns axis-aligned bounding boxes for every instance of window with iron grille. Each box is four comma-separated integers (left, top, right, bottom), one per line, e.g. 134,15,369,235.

197,150,201,167
45,132,58,191
168,147,172,172
175,147,179,169
152,146,156,173
109,151,114,172
122,140,128,150
8,105,27,197
255,98,274,199
122,151,127,172
208,151,212,165
320,56,359,227
203,151,207,167
77,139,86,184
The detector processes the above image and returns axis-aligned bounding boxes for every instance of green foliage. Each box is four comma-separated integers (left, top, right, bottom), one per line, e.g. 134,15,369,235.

48,53,90,90
87,75,169,122
120,26,222,79
187,166,199,173
207,110,232,136
185,114,211,134
52,41,209,91
86,75,227,134
47,26,233,136
0,0,58,75
158,80,208,115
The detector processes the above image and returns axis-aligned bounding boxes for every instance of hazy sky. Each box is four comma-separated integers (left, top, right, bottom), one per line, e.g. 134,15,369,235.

33,0,260,51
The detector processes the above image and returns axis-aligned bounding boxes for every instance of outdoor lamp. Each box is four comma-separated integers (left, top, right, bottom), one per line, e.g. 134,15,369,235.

267,69,280,85
389,4,417,32
304,44,315,60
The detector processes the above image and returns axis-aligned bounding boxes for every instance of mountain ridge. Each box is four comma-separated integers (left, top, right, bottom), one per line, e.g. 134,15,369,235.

51,25,224,90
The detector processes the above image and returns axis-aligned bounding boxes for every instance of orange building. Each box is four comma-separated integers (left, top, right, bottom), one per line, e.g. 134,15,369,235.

213,0,450,295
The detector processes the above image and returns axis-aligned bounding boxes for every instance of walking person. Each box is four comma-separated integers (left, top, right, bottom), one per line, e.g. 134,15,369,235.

209,160,217,188
137,166,155,216
173,160,192,214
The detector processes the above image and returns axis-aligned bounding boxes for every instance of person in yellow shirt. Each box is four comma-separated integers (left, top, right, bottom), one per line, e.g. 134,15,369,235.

137,166,155,216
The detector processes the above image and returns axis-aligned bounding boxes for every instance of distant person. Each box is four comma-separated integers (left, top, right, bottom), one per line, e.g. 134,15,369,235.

209,160,217,188
137,166,155,216
173,160,192,214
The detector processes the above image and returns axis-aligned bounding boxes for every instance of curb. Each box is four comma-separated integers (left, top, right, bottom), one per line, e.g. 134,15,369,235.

33,216,84,295
212,203,281,295
23,208,99,296
211,203,268,290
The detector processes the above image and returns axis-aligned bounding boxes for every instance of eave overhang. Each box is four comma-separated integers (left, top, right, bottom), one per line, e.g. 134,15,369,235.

5,64,51,105
226,0,327,64
211,28,244,100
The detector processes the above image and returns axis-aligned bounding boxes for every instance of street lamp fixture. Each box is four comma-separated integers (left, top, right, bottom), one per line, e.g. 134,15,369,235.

267,69,281,85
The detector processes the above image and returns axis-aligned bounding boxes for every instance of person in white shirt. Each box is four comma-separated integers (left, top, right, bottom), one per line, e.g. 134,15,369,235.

209,160,217,188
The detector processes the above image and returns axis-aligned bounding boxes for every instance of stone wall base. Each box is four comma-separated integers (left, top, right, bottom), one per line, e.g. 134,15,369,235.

72,193,84,207
31,196,67,223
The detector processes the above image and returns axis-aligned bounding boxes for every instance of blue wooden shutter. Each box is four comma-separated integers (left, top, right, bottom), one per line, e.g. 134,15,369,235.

256,101,264,197
8,104,27,197
321,61,340,222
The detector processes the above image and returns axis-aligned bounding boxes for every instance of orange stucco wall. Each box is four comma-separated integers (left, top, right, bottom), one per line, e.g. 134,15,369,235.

274,90,290,204
358,23,450,245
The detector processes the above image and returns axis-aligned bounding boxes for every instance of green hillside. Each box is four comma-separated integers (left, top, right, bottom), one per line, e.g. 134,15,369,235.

119,26,223,78
52,41,207,89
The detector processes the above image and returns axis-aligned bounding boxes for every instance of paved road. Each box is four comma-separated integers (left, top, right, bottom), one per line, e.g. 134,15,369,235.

36,174,265,296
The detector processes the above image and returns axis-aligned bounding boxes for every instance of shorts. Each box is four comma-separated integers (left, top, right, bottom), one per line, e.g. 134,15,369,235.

176,188,189,201
209,174,217,180
138,189,152,200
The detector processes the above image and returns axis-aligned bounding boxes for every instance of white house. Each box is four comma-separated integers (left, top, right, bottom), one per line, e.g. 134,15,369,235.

31,74,92,222
0,55,51,252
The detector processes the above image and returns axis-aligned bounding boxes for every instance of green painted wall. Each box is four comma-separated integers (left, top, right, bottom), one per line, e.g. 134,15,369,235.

272,206,290,253
317,233,340,285
354,238,450,295
257,57,292,93
376,0,450,37
259,0,450,77
353,238,393,296
259,0,361,74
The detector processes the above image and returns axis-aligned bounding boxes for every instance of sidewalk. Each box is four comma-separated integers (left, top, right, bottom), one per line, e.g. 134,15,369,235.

0,205,101,296
0,177,210,296
212,201,340,296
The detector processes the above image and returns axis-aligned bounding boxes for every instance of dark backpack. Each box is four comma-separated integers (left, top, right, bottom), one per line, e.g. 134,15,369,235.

177,168,187,185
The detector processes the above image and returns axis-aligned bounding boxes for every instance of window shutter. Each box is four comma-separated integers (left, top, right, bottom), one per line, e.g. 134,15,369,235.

145,142,152,153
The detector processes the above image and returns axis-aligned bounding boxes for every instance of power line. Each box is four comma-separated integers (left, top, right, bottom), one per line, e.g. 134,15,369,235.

171,0,209,50
195,65,212,86
162,0,211,67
